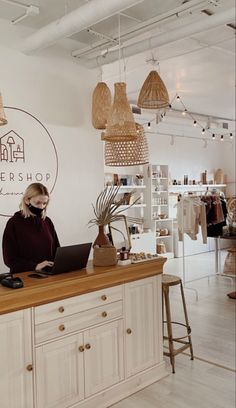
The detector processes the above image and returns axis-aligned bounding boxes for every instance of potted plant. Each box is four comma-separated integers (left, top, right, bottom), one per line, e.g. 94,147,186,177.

89,186,139,266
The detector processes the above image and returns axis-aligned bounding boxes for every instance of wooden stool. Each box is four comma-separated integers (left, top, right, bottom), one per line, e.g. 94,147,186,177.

162,274,194,373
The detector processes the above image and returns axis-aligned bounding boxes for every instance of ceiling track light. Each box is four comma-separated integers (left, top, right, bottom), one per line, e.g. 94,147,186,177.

220,135,224,141
147,122,151,129
201,128,205,134
212,133,216,140
193,120,197,126
230,133,233,139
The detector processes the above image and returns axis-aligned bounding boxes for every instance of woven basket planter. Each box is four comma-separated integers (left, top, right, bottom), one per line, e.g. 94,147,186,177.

104,123,149,167
93,245,117,266
137,70,169,110
92,82,112,130
103,82,137,142
0,93,7,126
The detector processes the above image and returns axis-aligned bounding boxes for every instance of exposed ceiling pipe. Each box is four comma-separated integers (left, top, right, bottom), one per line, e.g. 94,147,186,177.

21,0,143,54
79,7,235,68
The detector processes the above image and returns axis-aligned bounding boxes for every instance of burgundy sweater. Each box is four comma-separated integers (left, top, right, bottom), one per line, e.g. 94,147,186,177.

2,211,60,273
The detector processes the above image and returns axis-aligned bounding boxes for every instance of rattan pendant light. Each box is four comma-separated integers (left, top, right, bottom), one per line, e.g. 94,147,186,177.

102,82,137,142
137,70,169,109
0,93,7,126
92,82,112,130
104,123,149,166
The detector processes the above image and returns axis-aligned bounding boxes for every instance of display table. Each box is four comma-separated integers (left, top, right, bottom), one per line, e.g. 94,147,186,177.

0,258,167,408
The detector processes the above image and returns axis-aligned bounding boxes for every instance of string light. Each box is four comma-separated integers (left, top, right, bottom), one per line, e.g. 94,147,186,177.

140,94,235,141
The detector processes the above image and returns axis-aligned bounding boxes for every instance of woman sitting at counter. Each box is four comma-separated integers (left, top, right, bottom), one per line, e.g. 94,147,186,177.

2,182,60,273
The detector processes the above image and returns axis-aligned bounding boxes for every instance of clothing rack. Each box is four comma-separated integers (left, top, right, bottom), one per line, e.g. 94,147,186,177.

178,189,220,300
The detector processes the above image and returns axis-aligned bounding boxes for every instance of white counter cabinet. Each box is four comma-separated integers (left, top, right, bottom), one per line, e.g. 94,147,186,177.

0,309,33,408
0,260,167,408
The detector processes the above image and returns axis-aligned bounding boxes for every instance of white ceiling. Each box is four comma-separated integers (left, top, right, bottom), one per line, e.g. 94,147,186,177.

0,0,235,120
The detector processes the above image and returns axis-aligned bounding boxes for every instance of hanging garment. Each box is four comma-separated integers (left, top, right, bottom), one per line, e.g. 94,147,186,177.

177,197,207,243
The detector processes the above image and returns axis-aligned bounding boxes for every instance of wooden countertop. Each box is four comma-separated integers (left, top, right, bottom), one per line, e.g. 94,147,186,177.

0,258,166,315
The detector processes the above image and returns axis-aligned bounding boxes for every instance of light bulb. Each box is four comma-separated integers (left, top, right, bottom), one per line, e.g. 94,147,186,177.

230,133,233,139
201,128,205,134
169,104,172,109
220,135,224,141
176,95,180,101
182,109,187,116
212,133,215,140
193,120,197,126
148,122,151,129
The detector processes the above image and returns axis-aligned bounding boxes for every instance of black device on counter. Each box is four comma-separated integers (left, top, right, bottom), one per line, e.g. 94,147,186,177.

0,273,24,289
37,242,92,276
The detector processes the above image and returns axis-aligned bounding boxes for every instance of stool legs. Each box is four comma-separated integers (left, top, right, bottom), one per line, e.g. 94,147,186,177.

162,278,194,373
163,286,176,373
180,281,194,360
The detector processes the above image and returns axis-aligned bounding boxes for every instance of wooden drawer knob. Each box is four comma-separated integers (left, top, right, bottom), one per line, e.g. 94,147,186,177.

101,295,107,301
126,328,132,335
58,306,64,313
59,324,65,332
85,343,91,350
102,311,107,318
26,364,33,371
79,345,84,352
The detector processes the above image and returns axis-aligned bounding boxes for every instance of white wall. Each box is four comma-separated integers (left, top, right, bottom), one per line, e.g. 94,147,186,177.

0,19,104,273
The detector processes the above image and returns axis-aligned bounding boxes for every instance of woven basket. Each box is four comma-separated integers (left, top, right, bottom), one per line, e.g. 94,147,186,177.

137,70,169,110
223,248,236,275
103,82,137,142
92,82,112,130
93,245,117,267
0,93,8,126
104,123,149,167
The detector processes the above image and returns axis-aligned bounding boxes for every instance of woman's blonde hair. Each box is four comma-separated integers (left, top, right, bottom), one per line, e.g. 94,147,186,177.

20,183,50,218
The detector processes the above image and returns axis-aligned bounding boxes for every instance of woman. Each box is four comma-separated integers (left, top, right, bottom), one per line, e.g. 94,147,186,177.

2,183,60,273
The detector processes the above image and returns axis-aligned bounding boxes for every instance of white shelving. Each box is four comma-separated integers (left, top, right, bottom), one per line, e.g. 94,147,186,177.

144,164,174,258
169,184,226,192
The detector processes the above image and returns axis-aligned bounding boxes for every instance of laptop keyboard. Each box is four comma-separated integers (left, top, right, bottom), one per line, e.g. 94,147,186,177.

42,265,54,274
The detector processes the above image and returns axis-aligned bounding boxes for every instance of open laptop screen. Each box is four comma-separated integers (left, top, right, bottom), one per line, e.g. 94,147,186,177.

42,242,92,275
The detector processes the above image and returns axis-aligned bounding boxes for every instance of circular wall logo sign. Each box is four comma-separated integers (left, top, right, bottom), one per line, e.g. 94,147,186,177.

0,107,58,217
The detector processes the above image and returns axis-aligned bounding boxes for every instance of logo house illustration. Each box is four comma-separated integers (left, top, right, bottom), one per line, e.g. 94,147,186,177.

0,130,25,163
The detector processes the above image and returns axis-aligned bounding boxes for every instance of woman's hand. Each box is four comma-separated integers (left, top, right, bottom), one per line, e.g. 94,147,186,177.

35,260,54,271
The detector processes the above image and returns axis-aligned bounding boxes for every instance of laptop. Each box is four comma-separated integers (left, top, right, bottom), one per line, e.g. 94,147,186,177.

41,242,92,275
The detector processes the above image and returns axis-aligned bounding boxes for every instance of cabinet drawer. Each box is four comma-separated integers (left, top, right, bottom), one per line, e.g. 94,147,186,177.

34,285,123,324
35,300,123,344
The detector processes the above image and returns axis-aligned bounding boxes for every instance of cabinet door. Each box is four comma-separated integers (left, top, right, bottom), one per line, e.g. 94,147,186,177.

0,309,33,408
125,276,162,377
84,319,124,397
130,232,156,254
36,333,84,408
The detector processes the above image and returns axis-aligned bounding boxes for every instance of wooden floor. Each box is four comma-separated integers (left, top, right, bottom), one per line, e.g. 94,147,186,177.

112,251,236,408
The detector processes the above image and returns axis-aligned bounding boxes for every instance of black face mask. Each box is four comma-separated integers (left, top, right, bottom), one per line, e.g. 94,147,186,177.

28,204,44,216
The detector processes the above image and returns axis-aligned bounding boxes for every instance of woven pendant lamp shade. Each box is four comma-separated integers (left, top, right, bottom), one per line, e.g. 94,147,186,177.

92,82,112,130
0,93,7,126
137,70,169,109
104,123,149,167
103,82,137,142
